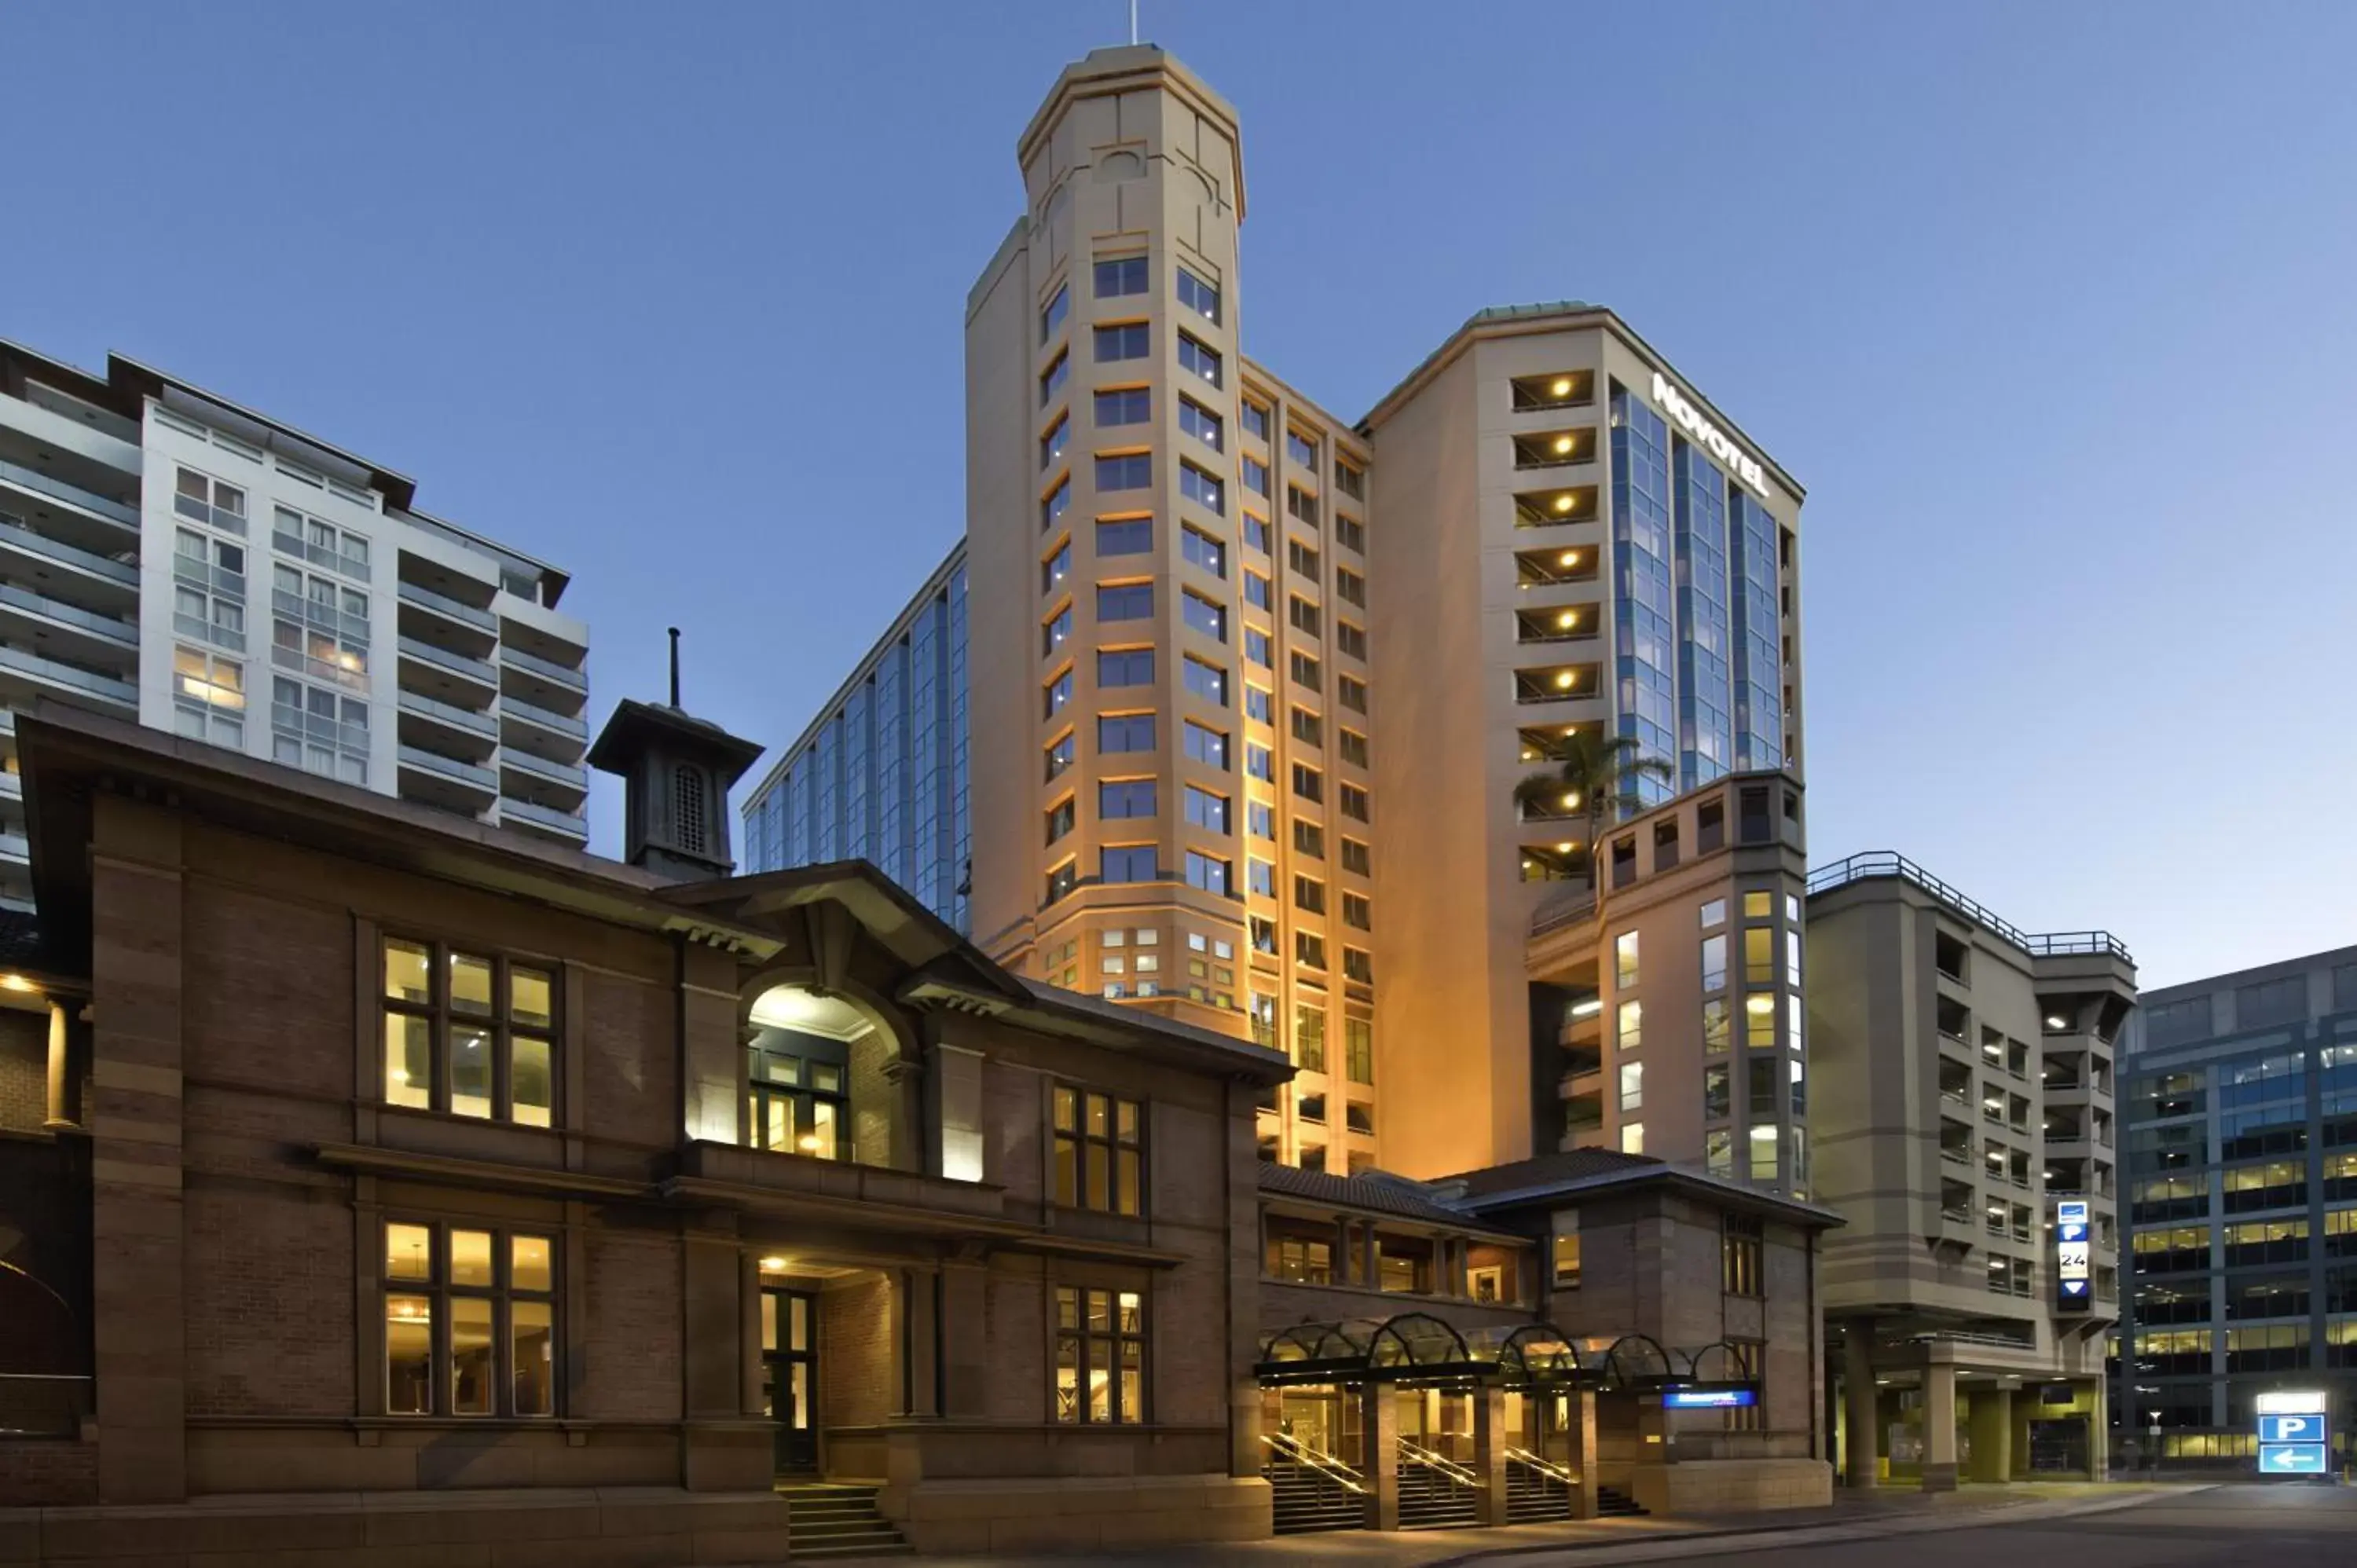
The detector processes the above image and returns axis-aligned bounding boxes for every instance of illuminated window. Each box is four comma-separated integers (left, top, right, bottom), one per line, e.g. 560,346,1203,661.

382,939,555,1127
383,1219,555,1418
1054,1285,1145,1425
1052,1086,1144,1215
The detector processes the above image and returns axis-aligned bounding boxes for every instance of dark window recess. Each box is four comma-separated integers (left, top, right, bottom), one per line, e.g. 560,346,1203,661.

1611,836,1637,889
1738,786,1771,844
1696,798,1725,853
1653,819,1678,871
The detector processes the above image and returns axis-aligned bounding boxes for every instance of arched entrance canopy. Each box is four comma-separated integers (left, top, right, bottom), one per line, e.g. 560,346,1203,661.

1255,1313,1488,1386
1467,1322,1593,1388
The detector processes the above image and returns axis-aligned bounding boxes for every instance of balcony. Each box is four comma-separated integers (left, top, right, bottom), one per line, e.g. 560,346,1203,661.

499,644,588,718
0,516,138,593
1512,430,1600,473
0,643,137,713
0,456,138,532
398,634,500,698
500,797,588,843
500,695,589,764
0,581,139,659
398,581,499,659
1514,545,1600,588
1514,663,1600,705
1514,605,1600,646
501,748,589,811
1512,483,1599,525
398,579,497,632
397,691,497,762
0,830,25,865
673,1138,1003,1228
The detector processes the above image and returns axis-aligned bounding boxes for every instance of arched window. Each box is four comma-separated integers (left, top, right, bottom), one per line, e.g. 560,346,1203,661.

673,764,707,855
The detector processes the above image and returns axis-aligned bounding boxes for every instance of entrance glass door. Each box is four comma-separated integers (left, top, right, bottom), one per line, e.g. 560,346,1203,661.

761,1287,818,1473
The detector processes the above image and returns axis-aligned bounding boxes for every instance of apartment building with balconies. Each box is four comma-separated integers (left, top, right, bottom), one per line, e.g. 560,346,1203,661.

0,339,591,898
1805,852,2134,1487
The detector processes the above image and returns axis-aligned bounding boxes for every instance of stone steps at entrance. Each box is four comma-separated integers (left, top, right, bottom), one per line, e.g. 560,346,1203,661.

1396,1466,1479,1530
1507,1460,1572,1522
778,1483,915,1559
1597,1483,1649,1517
1266,1460,1367,1534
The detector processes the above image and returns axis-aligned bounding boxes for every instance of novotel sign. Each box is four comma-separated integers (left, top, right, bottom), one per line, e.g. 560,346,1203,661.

1649,372,1770,500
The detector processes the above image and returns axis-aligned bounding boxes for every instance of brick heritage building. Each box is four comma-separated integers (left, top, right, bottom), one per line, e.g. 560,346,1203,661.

0,701,1290,1559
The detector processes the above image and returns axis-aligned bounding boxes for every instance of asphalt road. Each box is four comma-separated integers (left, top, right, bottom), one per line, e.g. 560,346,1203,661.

1666,1486,2357,1568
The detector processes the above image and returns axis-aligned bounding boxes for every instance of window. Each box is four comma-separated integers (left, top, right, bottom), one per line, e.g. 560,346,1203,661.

1289,707,1323,747
1177,265,1220,323
1040,412,1070,470
1618,999,1642,1051
1182,654,1228,707
1185,850,1232,896
1615,931,1640,988
1098,648,1153,689
1046,861,1078,903
1287,538,1321,581
1341,892,1370,932
383,1221,556,1417
1098,582,1152,622
1346,1017,1373,1084
1269,1236,1332,1284
1179,397,1223,451
1178,332,1221,387
1294,874,1326,914
1094,255,1148,298
1244,571,1271,610
1621,1122,1645,1156
1179,525,1227,580
1292,762,1324,803
1552,1228,1582,1289
1040,350,1068,406
1098,452,1152,491
1335,567,1365,609
1287,484,1319,526
1182,720,1228,769
1750,1055,1777,1116
1705,1063,1731,1120
1094,322,1149,363
1340,782,1369,822
1052,1086,1144,1216
1102,844,1158,884
1096,517,1151,556
1340,837,1371,877
1245,684,1274,724
1289,650,1321,691
1339,674,1367,714
1180,460,1225,515
1619,1061,1644,1112
1288,595,1321,638
1745,926,1774,984
1703,998,1730,1053
174,645,246,714
1046,731,1076,782
1053,1284,1145,1426
1292,819,1325,859
174,466,248,533
1294,1002,1327,1072
1042,606,1072,657
1045,799,1075,844
1248,858,1275,898
1701,899,1727,929
1702,934,1728,991
1335,460,1365,500
1243,455,1270,496
1041,283,1069,343
1241,400,1270,440
1041,540,1072,594
1182,590,1227,643
1296,932,1327,970
1183,785,1230,833
1044,669,1072,719
1099,713,1155,753
1246,742,1274,781
1336,515,1365,553
1344,947,1373,984
1095,386,1149,427
383,939,556,1127
1042,475,1070,530
1335,621,1366,661
1248,801,1274,840
1286,430,1318,468
1722,1218,1764,1295
1101,778,1156,819
1245,628,1271,669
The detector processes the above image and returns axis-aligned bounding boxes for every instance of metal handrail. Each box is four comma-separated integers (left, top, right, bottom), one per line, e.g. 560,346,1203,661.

1504,1446,1574,1485
1262,1431,1367,1494
1807,851,2132,963
1397,1437,1479,1489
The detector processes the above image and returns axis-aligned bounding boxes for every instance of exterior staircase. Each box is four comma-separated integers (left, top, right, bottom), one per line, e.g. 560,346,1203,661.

777,1483,913,1559
1395,1441,1480,1529
1596,1482,1649,1517
1266,1459,1367,1533
1505,1453,1572,1522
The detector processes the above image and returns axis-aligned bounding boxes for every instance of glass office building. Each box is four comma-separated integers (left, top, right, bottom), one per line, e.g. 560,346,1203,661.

742,547,970,933
2116,944,2357,1462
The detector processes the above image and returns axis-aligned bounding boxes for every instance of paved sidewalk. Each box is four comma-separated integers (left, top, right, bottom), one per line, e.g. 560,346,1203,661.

911,1482,2204,1568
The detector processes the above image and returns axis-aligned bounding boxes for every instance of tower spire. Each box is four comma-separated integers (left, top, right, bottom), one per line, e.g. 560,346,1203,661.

667,626,680,709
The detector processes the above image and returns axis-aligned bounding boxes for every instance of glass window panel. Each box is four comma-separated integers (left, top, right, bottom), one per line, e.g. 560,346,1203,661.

790,1295,810,1352
1116,1100,1139,1143
449,1229,495,1288
811,1064,842,1094
761,1292,779,1352
386,1295,433,1414
805,1098,838,1160
1117,1149,1141,1215
511,1035,553,1127
511,1300,555,1416
1055,1136,1078,1206
511,1234,553,1294
386,1222,434,1282
1118,1291,1142,1335
1120,1339,1142,1423
510,967,554,1028
450,1296,495,1415
1086,1093,1110,1138
1087,1142,1111,1210
1056,1338,1080,1423
449,953,494,1015
791,1361,809,1428
384,939,431,1003
386,1014,432,1108
1054,1086,1077,1132
450,1026,494,1118
1088,1339,1111,1423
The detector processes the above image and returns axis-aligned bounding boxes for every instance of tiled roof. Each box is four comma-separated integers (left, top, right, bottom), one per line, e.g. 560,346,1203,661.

1440,1148,1662,1200
1256,1160,1513,1233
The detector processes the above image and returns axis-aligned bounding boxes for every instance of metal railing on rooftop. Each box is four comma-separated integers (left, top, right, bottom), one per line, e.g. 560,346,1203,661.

1807,851,2132,964
0,459,137,529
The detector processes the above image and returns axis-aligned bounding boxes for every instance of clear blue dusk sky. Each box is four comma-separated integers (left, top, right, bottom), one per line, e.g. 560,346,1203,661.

5,2,2351,987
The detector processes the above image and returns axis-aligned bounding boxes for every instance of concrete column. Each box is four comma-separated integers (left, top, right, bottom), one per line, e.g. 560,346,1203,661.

1365,1383,1400,1531
739,1251,764,1418
1842,1322,1879,1488
1921,1361,1958,1493
1336,1214,1353,1284
1569,1387,1600,1519
937,1258,989,1418
1967,1386,2012,1482
1474,1384,1509,1525
2088,1376,2108,1480
899,1267,939,1418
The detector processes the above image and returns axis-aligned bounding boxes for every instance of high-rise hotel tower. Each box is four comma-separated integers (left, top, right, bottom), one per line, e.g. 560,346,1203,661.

745,46,1807,1187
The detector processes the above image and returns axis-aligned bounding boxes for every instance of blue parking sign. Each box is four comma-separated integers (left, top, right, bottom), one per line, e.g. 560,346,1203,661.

2259,1414,2326,1444
2259,1442,2328,1475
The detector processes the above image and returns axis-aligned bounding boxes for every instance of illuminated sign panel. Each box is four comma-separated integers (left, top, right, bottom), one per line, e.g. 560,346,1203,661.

2055,1199,2091,1313
1648,373,1769,498
2260,1443,2328,1475
1663,1387,1758,1409
2253,1391,2329,1477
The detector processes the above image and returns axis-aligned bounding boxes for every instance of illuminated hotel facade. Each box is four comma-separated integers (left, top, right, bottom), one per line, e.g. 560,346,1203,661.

746,45,1807,1188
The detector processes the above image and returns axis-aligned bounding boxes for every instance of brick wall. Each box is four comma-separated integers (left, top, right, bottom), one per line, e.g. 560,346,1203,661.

582,971,676,1149
0,1009,46,1132
184,1179,353,1417
184,884,351,1099
819,1274,893,1428
847,1030,895,1171
579,1221,682,1420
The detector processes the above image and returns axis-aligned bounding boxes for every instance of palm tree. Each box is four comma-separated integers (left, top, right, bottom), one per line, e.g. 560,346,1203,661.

1512,731,1674,906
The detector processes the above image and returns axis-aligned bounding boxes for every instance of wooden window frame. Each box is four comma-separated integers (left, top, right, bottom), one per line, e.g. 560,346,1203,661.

383,1217,559,1419
1051,1084,1146,1216
1054,1284,1146,1424
381,936,558,1127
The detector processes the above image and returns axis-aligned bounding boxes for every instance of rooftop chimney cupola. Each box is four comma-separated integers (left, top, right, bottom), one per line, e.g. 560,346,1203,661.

586,628,764,881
